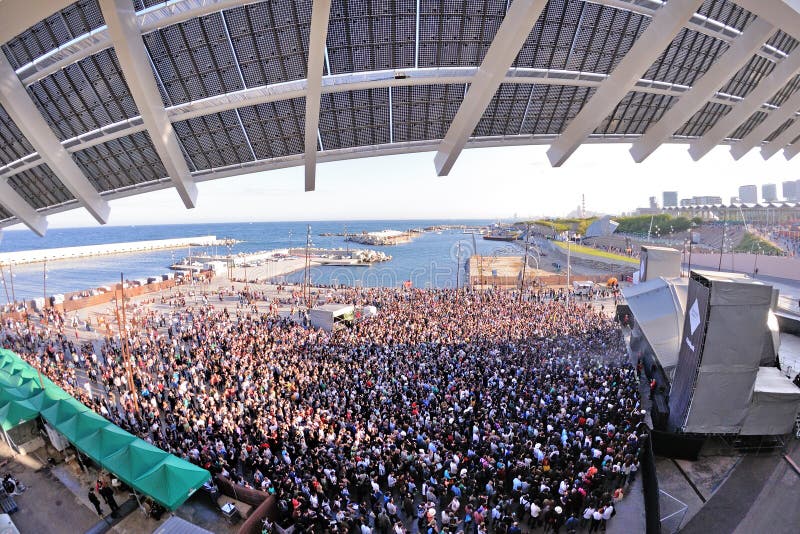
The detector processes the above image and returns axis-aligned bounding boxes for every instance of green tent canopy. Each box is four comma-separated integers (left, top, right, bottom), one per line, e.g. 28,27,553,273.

0,349,209,510
74,425,138,462
104,440,171,481
0,399,39,431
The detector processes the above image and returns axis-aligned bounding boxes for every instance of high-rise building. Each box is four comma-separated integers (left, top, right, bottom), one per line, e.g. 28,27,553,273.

762,183,777,202
739,185,758,204
649,196,658,209
783,180,798,201
663,191,678,207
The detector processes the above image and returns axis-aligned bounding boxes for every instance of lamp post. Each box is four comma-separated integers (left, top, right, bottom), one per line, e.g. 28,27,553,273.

688,222,695,276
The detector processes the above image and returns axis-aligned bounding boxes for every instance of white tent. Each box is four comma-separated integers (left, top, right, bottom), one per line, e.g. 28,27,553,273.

740,367,800,435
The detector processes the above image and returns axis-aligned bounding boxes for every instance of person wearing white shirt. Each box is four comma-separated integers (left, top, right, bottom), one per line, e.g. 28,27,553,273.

530,500,542,528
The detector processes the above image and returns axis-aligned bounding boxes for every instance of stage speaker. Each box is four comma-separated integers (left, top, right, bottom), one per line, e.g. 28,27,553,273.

667,270,772,433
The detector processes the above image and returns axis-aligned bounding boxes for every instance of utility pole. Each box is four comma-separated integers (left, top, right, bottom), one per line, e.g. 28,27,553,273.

8,263,16,305
566,237,571,307
116,273,139,412
519,224,530,302
455,241,461,289
304,224,312,308
1,264,10,304
42,259,47,323
718,222,726,271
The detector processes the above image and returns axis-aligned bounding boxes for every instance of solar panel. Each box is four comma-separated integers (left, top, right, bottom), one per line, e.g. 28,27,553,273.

27,48,139,141
392,84,466,142
2,0,104,69
474,83,533,137
173,110,255,170
238,98,306,159
7,165,75,210
697,0,754,32
134,0,167,11
520,85,595,135
72,131,168,192
319,88,390,149
730,110,767,140
597,91,675,135
417,0,506,68
718,54,775,100
144,12,245,106
0,104,35,166
676,101,732,138
644,28,729,88
517,0,598,70
764,117,795,143
224,2,312,88
328,0,415,73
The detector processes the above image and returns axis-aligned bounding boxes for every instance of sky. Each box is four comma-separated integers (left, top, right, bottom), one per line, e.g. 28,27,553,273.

4,142,798,230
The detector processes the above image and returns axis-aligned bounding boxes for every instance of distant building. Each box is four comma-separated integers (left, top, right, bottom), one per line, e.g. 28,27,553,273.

730,196,740,204
649,196,658,209
762,183,778,202
663,191,678,207
692,196,722,205
783,180,798,201
739,185,758,204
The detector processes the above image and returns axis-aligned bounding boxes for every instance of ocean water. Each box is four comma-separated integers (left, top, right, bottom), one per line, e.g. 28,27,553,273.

0,220,523,301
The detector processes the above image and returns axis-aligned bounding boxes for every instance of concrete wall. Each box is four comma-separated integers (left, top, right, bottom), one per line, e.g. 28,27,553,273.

688,253,800,281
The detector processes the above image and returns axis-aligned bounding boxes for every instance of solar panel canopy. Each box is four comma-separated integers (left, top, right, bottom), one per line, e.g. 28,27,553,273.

0,0,798,234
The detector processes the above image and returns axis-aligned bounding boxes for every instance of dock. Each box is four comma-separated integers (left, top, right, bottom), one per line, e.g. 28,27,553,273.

0,236,225,266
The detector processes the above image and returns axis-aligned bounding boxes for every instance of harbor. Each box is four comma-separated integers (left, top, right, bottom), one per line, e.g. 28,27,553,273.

0,235,228,266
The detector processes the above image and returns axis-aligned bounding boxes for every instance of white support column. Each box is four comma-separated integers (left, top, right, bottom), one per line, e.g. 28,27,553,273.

434,0,549,176
689,49,800,160
631,17,774,162
547,0,704,167
730,88,800,159
761,117,800,159
100,0,197,208
0,181,47,236
0,54,109,224
303,0,332,192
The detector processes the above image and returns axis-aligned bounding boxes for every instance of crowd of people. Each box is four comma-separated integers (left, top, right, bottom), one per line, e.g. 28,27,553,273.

1,285,644,533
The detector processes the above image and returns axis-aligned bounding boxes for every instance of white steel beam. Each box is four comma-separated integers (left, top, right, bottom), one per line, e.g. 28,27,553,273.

100,0,197,208
631,17,774,162
434,0,549,176
0,53,109,224
689,49,800,160
548,0,704,166
303,0,333,192
0,180,47,236
730,87,800,159
761,118,800,159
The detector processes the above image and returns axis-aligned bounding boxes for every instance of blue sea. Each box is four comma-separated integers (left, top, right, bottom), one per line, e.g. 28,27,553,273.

0,220,523,301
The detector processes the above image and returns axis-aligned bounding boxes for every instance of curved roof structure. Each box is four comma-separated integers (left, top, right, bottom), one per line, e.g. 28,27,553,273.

0,0,799,234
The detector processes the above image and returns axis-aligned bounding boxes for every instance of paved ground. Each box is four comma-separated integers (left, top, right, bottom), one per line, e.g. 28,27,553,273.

679,440,800,534
0,443,98,534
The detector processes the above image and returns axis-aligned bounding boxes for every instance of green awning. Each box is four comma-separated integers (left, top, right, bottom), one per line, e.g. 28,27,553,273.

0,399,39,430
74,425,138,461
0,349,210,510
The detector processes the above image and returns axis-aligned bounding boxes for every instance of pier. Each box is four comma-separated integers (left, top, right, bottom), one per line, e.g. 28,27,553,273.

0,236,224,266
